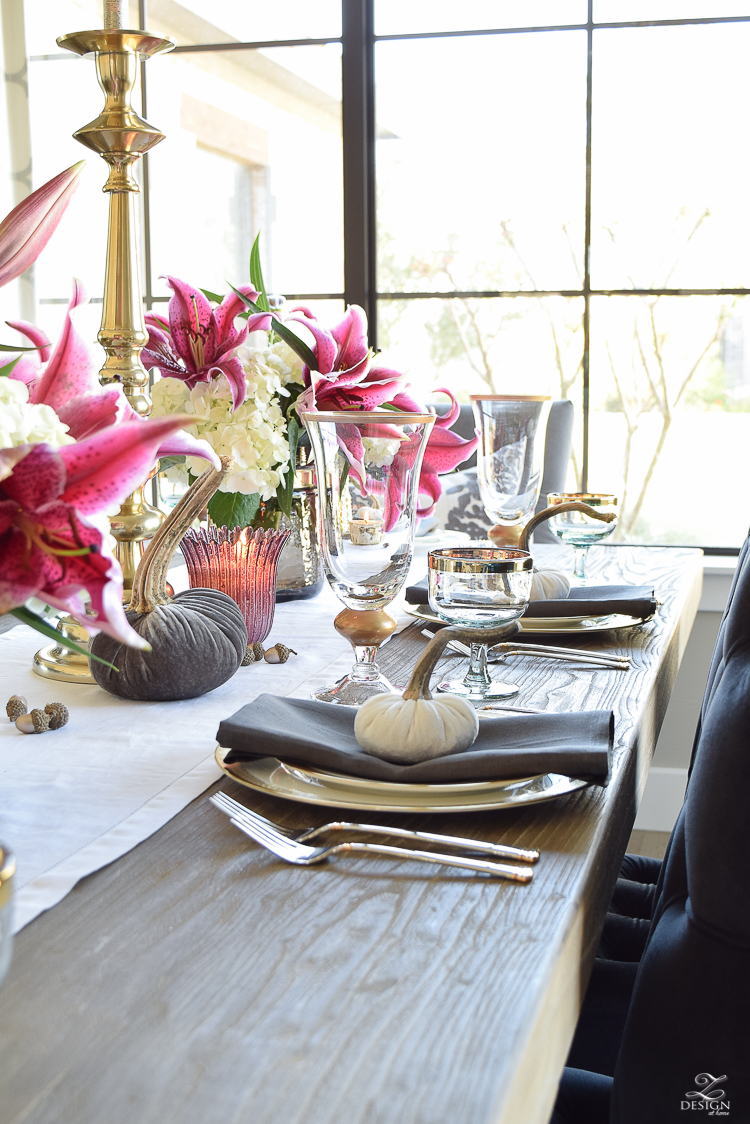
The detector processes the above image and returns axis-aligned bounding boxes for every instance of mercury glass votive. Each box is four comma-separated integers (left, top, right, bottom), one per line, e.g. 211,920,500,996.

181,525,291,643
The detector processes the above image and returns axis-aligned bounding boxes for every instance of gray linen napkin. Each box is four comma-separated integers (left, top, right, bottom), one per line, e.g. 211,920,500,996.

405,576,657,619
218,694,613,785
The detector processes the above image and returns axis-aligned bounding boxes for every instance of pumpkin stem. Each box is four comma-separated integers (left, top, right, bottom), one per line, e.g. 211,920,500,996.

128,457,232,613
402,621,521,701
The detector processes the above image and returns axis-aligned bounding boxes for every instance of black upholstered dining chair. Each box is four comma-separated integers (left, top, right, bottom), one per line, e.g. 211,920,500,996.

551,533,750,1123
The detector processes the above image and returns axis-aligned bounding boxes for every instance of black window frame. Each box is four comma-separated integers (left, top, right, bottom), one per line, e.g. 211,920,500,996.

38,0,750,553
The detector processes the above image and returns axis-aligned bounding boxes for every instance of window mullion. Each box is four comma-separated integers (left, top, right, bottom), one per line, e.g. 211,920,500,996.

342,0,376,338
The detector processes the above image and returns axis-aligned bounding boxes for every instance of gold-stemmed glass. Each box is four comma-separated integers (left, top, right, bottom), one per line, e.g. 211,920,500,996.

302,410,435,706
0,844,15,989
428,547,533,703
547,493,618,582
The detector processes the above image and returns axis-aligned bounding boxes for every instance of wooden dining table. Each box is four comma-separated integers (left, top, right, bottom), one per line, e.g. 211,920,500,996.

0,546,703,1124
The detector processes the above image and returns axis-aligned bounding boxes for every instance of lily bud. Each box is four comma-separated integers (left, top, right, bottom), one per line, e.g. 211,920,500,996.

0,161,85,288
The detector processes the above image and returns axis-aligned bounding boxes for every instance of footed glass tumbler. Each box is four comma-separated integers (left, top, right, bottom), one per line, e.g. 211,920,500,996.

429,547,533,703
302,410,435,705
548,493,618,582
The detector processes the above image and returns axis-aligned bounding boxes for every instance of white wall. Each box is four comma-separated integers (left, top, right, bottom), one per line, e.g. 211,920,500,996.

634,558,735,831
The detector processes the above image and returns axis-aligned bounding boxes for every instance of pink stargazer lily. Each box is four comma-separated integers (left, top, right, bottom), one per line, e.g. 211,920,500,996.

142,277,269,410
358,390,477,529
7,282,220,466
0,415,199,649
414,387,479,518
290,304,405,413
0,161,84,289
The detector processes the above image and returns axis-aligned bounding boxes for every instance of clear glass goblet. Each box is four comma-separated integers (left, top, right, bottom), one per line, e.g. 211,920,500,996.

302,410,435,705
547,493,618,582
470,395,551,531
428,547,533,703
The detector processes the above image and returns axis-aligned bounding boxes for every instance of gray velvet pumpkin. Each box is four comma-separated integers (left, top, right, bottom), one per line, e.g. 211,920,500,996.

90,587,247,701
90,456,248,702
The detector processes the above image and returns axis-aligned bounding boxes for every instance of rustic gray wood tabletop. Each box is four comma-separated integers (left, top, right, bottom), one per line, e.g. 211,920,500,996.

0,546,703,1124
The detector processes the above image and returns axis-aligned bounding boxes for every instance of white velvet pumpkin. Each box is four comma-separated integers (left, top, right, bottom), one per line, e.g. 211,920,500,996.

354,694,479,764
530,566,571,601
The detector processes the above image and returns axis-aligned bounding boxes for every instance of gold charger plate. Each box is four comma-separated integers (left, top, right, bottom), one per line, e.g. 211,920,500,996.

215,746,589,813
404,602,646,635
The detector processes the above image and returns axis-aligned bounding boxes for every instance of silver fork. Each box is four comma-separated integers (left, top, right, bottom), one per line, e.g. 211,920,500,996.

211,790,539,863
210,795,533,882
421,628,630,669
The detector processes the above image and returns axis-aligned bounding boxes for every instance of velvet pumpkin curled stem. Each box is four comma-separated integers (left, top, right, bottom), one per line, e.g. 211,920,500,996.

128,456,232,614
403,621,522,702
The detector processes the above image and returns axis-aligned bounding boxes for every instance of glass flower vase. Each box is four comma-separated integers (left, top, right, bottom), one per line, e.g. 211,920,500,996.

275,462,324,602
181,525,291,644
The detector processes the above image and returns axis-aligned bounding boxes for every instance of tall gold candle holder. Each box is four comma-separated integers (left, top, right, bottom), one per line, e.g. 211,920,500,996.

33,16,174,683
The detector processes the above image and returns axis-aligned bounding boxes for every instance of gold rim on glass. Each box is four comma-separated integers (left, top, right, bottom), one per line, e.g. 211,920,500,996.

547,493,618,507
428,547,534,573
298,411,436,424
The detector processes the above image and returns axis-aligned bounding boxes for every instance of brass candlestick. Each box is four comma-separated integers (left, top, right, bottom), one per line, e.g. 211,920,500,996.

33,20,174,683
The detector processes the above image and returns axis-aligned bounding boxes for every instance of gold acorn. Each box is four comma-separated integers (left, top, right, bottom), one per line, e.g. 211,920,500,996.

264,644,297,664
6,695,27,721
44,702,69,730
16,708,50,734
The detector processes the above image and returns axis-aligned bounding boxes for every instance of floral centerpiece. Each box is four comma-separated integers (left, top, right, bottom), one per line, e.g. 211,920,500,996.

0,163,220,656
146,238,478,531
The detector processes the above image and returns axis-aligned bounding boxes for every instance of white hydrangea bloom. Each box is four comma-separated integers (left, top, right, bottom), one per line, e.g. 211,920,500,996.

151,343,296,503
362,436,402,467
0,377,74,450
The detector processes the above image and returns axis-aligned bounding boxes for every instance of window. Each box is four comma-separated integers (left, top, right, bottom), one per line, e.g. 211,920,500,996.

3,0,749,548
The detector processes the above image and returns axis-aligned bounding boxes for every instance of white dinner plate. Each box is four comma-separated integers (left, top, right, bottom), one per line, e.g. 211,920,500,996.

215,746,589,813
404,602,647,635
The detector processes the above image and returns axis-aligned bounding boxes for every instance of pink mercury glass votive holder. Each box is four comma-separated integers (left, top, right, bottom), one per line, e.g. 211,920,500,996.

181,525,291,644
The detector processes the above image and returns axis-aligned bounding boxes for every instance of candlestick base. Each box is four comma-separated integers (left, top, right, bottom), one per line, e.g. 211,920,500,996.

33,617,95,684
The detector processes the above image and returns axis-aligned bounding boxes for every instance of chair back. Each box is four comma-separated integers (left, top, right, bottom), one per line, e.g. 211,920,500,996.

611,534,750,1121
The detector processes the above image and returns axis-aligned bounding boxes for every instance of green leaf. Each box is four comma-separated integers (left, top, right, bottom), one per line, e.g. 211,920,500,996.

227,282,318,370
200,288,224,305
7,607,120,670
276,415,301,518
249,233,270,313
339,459,350,499
207,490,261,530
0,356,22,377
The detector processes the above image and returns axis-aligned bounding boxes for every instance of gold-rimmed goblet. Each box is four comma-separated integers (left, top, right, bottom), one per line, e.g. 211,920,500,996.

301,410,435,706
428,547,533,703
547,493,618,582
